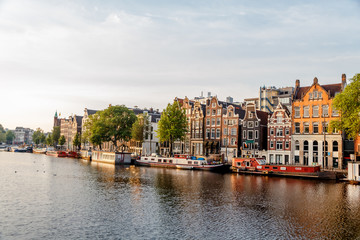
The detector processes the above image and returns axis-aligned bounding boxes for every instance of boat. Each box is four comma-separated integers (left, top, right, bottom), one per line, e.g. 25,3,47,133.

80,150,92,161
46,150,68,157
33,148,47,154
347,162,360,185
66,151,79,158
232,157,322,178
136,154,229,172
92,151,132,165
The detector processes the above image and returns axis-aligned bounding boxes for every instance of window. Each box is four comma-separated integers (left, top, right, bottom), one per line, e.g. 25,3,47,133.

333,141,338,151
319,92,322,99
276,142,283,150
224,128,228,135
212,102,216,107
248,122,254,128
217,109,221,115
304,122,309,133
295,123,300,134
313,91,318,99
304,106,309,117
313,105,319,117
243,130,246,139
228,112,232,117
332,108,339,116
255,130,259,139
285,141,289,149
224,119,227,125
223,138,228,146
295,140,300,150
231,128,237,135
217,118,221,126
277,115,283,123
206,129,210,139
195,121,199,128
313,122,319,133
249,112,253,118
216,129,220,139
206,119,210,126
285,128,290,135
206,109,210,115
248,131,253,140
323,122,328,133
211,129,215,139
322,105,329,116
276,129,283,136
231,138,235,145
309,93,313,100
211,118,215,126
270,141,274,148
255,121,259,127
295,107,300,118
270,127,274,136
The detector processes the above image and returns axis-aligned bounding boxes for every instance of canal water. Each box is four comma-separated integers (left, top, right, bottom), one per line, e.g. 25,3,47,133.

1,152,360,239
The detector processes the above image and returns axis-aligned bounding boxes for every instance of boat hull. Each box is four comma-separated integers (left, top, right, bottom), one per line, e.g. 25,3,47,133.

136,160,229,172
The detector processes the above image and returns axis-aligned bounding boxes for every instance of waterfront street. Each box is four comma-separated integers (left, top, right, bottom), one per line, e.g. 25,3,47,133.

1,152,360,239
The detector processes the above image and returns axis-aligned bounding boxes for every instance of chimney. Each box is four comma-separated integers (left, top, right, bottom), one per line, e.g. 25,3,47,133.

295,79,300,88
313,77,318,85
342,73,347,90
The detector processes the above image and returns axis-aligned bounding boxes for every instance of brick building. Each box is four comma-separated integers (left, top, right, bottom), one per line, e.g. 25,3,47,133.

267,103,292,164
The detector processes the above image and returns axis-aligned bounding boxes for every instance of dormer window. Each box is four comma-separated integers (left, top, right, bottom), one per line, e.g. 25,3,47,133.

212,102,216,107
318,92,322,99
313,91,318,99
309,93,313,100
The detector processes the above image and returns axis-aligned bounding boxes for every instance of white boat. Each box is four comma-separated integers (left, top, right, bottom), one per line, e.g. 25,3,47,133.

33,148,47,154
136,154,229,172
92,151,131,165
80,150,92,161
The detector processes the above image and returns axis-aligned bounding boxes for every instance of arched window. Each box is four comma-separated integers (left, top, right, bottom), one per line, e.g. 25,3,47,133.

304,141,309,151
333,141,338,151
313,141,318,163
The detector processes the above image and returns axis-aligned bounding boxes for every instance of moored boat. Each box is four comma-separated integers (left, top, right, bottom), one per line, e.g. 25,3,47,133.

232,157,322,177
33,148,47,154
80,150,92,161
46,150,68,157
66,151,79,158
92,151,132,165
136,154,229,172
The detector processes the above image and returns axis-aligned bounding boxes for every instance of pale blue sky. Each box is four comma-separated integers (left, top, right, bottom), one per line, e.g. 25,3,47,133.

0,0,359,131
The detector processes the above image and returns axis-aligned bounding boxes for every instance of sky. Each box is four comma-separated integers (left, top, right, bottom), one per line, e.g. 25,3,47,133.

0,0,359,132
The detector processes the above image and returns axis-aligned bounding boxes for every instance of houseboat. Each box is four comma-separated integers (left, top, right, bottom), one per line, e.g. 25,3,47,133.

136,154,229,172
33,148,47,154
46,150,68,157
66,151,79,158
80,150,92,161
92,151,132,165
347,162,360,185
232,158,323,178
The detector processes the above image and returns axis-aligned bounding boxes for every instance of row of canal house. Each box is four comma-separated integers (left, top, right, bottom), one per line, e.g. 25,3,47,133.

175,74,351,169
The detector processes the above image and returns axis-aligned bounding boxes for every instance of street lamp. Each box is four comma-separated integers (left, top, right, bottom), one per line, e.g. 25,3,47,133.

323,112,327,169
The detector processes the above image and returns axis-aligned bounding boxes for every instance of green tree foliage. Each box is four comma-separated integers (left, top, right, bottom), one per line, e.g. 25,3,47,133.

331,74,360,139
33,128,46,145
46,134,52,146
6,130,15,144
72,133,81,150
0,124,6,143
52,126,61,146
59,135,66,146
84,105,136,151
131,113,150,143
101,105,137,151
157,101,187,156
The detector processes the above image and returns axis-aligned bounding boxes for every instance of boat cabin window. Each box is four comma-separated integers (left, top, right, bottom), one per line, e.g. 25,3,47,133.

151,158,155,161
158,159,161,162
265,166,270,169
194,161,198,165
273,167,278,170
163,160,167,163
169,160,172,163
188,161,192,164
237,162,241,166
246,162,250,167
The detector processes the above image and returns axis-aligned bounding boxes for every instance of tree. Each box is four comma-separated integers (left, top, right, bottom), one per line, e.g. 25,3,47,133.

46,134,52,146
59,135,66,147
72,133,81,151
52,126,60,146
6,130,15,144
32,128,45,145
0,124,5,143
100,105,137,151
39,133,46,144
331,74,360,139
156,101,187,156
131,113,151,155
84,112,105,150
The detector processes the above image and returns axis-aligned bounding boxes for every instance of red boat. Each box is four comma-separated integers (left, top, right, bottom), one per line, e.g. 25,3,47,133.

66,151,79,158
232,158,320,174
46,150,68,157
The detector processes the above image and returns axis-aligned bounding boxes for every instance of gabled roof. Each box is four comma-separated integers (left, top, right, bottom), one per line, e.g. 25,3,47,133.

294,82,342,100
86,109,98,115
270,103,291,119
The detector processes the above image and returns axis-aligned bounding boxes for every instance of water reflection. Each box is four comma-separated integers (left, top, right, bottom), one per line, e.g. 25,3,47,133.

1,152,360,239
